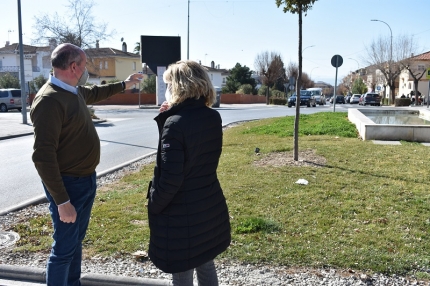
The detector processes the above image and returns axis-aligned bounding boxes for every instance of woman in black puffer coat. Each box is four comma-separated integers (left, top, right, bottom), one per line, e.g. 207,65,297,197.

147,60,231,286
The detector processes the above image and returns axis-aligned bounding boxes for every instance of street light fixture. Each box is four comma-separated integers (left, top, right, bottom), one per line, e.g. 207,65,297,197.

348,58,359,71
302,45,315,53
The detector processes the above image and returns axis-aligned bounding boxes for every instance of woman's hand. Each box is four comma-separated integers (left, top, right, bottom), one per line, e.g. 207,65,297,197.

159,101,170,112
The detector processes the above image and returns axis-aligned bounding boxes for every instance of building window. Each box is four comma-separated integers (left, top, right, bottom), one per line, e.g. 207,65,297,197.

104,61,108,69
222,78,226,83
99,61,103,69
408,82,411,89
133,62,136,71
418,65,425,71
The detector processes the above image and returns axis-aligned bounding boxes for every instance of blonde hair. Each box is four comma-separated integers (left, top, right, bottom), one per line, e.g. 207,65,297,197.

163,60,216,107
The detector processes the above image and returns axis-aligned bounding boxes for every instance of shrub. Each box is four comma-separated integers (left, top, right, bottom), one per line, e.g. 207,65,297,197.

140,76,156,94
258,85,272,97
395,98,411,106
269,96,287,105
0,72,20,89
221,86,230,94
236,84,253,95
271,90,285,98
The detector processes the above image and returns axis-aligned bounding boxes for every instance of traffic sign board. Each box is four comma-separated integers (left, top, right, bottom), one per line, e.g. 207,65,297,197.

331,55,343,68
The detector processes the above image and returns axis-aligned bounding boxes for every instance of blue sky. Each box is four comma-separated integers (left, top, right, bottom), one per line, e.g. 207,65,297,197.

2,0,430,85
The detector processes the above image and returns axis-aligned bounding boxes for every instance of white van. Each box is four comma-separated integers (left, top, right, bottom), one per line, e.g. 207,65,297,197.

306,88,325,105
0,89,23,112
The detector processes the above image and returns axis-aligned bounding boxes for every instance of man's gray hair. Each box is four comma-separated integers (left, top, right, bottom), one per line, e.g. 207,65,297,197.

51,43,84,70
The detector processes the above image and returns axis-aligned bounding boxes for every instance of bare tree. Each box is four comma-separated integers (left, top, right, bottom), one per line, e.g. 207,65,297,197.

301,72,313,89
364,34,416,104
285,61,298,80
285,61,312,88
276,0,317,161
254,51,286,104
406,64,429,105
32,0,114,48
340,75,353,95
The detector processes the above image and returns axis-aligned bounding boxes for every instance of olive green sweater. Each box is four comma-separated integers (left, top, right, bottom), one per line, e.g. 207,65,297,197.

30,82,123,205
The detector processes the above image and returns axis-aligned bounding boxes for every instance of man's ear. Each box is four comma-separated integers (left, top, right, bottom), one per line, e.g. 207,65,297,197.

69,61,77,74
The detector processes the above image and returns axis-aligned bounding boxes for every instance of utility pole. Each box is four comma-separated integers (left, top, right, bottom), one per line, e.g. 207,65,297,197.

17,0,27,124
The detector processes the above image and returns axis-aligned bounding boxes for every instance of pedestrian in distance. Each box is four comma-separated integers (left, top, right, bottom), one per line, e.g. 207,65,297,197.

147,60,231,286
30,43,143,286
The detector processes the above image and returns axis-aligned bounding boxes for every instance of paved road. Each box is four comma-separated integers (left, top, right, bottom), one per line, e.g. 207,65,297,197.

0,103,346,213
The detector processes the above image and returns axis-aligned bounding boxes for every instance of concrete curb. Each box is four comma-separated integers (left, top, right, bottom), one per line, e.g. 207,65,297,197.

0,265,45,283
0,265,172,286
0,132,34,141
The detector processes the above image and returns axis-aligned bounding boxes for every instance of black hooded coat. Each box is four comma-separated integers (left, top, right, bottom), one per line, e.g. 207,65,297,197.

147,97,231,273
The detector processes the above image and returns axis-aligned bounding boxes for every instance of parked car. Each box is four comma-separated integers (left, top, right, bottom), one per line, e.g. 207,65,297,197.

345,95,352,103
330,95,345,104
287,90,316,107
350,94,361,104
359,92,381,106
307,88,325,105
0,89,23,112
313,95,325,105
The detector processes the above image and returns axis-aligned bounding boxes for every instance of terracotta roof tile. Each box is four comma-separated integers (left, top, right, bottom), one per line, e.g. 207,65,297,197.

0,43,50,54
84,47,140,58
412,51,430,60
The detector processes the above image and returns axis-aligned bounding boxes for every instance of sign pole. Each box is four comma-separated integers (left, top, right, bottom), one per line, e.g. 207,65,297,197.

426,68,430,108
331,55,343,113
333,65,338,112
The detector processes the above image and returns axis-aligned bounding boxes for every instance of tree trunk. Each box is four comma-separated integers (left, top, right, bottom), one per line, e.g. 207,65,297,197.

294,6,303,162
390,80,396,105
414,79,419,106
266,86,269,105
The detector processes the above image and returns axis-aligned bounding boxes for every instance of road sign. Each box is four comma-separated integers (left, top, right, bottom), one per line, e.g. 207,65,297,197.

331,55,343,68
427,68,430,80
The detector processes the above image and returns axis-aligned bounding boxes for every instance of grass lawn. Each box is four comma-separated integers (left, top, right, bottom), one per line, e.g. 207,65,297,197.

11,112,430,279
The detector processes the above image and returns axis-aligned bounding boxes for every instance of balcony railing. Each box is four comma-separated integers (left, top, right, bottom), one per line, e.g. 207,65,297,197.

0,66,19,73
0,66,40,73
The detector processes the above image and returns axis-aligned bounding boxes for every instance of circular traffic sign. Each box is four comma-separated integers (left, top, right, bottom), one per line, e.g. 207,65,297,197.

331,55,343,68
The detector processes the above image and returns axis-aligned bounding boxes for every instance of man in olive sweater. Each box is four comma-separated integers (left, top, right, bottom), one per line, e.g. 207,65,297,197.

30,43,143,286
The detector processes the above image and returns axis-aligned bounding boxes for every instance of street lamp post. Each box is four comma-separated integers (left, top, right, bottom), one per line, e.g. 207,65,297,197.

348,58,359,71
187,0,190,60
310,67,318,79
371,19,392,104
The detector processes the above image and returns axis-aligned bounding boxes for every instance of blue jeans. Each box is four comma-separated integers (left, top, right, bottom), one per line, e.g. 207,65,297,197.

43,172,97,286
172,260,219,286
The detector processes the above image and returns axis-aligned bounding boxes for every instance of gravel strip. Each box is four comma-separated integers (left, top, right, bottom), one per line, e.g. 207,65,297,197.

0,125,428,285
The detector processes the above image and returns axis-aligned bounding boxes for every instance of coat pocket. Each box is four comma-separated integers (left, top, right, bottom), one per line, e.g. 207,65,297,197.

146,181,152,199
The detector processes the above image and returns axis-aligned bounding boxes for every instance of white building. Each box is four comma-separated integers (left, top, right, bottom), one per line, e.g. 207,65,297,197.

397,51,430,99
202,61,229,91
0,41,54,89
